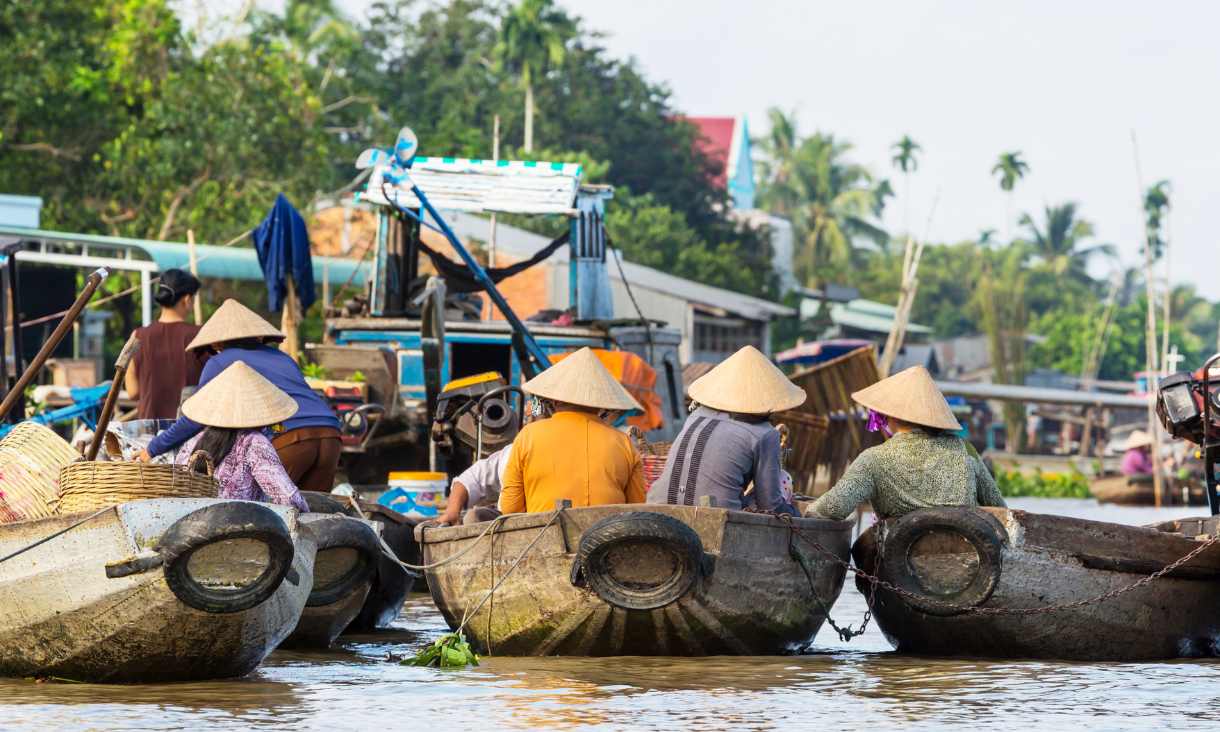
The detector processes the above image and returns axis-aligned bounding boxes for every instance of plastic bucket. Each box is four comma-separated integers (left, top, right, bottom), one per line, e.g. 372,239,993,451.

378,471,448,518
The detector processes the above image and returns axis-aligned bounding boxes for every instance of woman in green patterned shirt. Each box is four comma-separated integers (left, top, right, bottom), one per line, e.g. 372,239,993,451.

807,366,1006,521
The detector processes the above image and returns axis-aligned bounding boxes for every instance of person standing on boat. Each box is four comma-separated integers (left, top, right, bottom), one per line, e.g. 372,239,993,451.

648,346,803,515
174,361,308,511
1119,430,1155,479
124,269,208,420
807,365,1007,521
140,300,342,491
500,348,646,513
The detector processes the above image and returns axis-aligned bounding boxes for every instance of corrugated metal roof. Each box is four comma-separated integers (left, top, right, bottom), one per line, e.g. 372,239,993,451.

0,226,369,284
830,299,933,335
937,380,1148,408
359,157,583,215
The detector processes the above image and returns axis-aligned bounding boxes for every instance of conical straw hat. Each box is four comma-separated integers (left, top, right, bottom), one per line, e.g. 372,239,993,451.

523,347,642,411
687,345,806,414
851,365,961,431
1123,430,1152,451
182,361,298,428
186,299,285,351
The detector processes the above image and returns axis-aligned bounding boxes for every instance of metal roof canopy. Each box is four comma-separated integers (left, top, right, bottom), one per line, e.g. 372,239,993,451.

936,380,1149,408
0,226,371,326
359,157,585,215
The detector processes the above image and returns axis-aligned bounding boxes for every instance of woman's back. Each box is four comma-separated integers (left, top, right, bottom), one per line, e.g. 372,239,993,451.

810,430,1005,520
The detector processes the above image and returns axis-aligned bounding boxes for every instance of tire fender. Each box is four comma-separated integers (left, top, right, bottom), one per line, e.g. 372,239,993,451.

878,507,1006,617
303,515,380,607
571,511,706,611
158,502,295,614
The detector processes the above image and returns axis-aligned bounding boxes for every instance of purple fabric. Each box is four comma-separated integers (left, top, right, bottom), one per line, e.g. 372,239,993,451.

177,430,308,512
866,409,893,437
1120,448,1154,477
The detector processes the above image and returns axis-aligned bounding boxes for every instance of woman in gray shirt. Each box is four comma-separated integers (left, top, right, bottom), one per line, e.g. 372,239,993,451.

648,346,805,515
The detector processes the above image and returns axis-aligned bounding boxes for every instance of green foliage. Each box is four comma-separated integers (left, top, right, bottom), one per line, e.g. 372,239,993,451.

995,468,1090,498
302,362,330,379
991,151,1029,193
403,632,479,668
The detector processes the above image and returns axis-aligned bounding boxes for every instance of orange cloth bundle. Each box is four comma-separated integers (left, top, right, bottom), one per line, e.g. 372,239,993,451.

550,349,663,431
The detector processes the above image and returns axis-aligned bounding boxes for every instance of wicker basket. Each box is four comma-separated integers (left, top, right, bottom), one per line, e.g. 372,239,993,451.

0,422,81,523
55,452,218,515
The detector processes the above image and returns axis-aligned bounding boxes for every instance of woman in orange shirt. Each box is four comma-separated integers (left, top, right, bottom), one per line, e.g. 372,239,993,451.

500,348,645,513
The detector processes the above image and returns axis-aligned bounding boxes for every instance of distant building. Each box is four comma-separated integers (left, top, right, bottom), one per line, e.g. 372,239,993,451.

685,115,799,294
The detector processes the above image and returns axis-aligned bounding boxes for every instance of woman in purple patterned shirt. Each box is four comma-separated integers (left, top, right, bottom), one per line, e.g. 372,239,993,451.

173,361,308,512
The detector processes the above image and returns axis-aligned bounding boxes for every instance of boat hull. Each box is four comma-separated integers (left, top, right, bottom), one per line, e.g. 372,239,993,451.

0,498,315,682
282,513,380,648
1090,475,1206,506
346,503,419,632
419,504,852,656
854,508,1220,661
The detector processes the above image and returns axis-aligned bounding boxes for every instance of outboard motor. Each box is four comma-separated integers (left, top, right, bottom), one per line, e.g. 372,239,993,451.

1156,354,1220,514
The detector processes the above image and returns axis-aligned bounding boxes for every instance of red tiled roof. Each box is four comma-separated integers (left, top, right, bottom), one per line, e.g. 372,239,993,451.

685,116,735,190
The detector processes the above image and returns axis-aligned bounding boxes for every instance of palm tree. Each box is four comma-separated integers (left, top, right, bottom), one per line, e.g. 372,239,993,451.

498,0,574,152
756,108,800,204
891,135,920,233
758,131,889,288
992,151,1029,240
1143,179,1171,260
1018,203,1115,283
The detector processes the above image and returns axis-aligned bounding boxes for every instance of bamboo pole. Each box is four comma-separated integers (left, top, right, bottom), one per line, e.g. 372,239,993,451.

1131,131,1163,507
86,334,139,461
187,229,202,325
280,275,300,362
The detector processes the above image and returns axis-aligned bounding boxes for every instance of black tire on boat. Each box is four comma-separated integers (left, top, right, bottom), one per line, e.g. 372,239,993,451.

572,511,705,611
158,502,295,614
305,516,381,607
878,507,1006,617
301,491,359,516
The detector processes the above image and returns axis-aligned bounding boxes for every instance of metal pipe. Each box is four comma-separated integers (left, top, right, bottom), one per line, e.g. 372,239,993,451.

85,333,139,461
0,267,109,421
1201,352,1220,515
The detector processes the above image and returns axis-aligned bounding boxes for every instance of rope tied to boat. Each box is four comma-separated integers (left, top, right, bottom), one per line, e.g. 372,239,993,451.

0,507,112,565
784,520,1220,619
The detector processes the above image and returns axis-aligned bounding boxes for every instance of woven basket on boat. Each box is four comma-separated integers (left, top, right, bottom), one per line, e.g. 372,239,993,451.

54,452,218,514
0,422,81,523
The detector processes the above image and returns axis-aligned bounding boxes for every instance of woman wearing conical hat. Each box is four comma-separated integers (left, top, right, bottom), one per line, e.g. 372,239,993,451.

141,299,342,493
807,366,1007,521
1119,430,1154,479
648,346,803,515
173,362,308,511
499,348,646,514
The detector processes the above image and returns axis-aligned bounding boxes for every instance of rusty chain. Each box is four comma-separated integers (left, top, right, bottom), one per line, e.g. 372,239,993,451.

783,517,1220,618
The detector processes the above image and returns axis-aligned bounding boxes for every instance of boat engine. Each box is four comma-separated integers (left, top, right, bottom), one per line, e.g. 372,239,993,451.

431,372,522,466
1156,370,1213,444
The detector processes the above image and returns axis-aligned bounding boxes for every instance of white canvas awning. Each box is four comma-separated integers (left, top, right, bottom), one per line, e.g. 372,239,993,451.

359,157,584,215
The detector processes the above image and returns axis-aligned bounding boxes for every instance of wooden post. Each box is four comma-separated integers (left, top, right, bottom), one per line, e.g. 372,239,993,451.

1132,131,1163,507
280,275,300,362
187,229,202,325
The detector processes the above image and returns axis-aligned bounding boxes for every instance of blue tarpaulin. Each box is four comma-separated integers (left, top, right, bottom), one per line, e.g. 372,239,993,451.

252,194,316,312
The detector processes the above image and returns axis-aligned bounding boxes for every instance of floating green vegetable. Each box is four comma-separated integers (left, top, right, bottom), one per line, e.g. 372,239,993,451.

402,632,479,668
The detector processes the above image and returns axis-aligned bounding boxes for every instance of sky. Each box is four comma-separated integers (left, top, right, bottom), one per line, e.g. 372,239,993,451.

222,0,1220,298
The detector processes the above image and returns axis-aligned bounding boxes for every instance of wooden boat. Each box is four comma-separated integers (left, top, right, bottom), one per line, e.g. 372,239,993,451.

417,504,853,656
1090,474,1207,506
852,507,1220,661
0,498,315,682
345,502,419,632
281,513,380,648
299,492,420,633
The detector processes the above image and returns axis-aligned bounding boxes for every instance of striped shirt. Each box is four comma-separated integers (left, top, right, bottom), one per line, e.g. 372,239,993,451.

647,407,796,515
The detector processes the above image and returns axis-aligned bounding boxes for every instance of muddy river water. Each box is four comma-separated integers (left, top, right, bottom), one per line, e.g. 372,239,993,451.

5,498,1220,731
